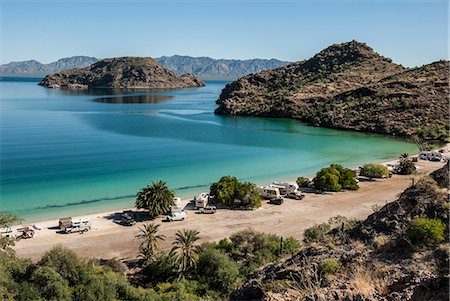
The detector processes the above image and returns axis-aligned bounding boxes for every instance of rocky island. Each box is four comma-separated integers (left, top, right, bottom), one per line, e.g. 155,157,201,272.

38,57,205,89
215,41,449,142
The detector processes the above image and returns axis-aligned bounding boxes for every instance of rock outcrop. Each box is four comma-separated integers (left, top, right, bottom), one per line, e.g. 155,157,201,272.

38,57,205,89
231,164,449,301
215,41,449,142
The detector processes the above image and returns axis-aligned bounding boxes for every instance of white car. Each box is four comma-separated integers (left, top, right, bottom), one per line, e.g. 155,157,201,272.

166,211,187,222
199,205,217,214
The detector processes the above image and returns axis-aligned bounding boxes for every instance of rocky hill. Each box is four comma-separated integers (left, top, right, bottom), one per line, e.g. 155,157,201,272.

155,55,290,80
0,56,97,76
215,41,449,142
231,163,449,300
38,57,205,89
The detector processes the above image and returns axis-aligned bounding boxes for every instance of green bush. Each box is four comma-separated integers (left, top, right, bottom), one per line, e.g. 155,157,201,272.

407,218,446,245
296,176,310,188
313,164,359,192
210,176,261,209
318,258,342,276
304,223,331,242
398,159,416,175
196,248,240,294
360,163,391,179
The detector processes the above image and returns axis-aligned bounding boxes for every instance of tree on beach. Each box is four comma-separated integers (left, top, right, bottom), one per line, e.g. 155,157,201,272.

136,223,165,262
135,181,175,218
170,229,200,278
210,176,261,209
0,211,23,254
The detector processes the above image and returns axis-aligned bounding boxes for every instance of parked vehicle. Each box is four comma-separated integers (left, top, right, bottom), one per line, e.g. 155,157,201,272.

165,211,187,222
0,227,16,239
114,213,136,226
271,181,299,195
63,218,91,234
16,227,35,239
268,197,284,205
171,197,182,213
58,217,72,229
194,193,209,209
199,205,217,214
258,186,281,199
286,192,305,200
419,151,446,162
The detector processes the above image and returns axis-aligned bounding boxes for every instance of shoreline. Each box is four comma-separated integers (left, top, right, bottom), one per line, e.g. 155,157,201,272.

11,150,418,224
12,146,448,262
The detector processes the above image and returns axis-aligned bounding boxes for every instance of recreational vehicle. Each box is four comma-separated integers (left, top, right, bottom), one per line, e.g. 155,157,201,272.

0,227,16,239
61,217,91,234
171,197,182,213
271,181,299,195
259,186,281,199
194,192,209,209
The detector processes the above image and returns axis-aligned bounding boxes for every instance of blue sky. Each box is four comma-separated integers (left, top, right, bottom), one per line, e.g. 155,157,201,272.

1,0,448,67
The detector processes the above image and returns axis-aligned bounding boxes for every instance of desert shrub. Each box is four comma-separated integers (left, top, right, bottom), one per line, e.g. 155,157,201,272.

283,237,302,255
407,218,446,245
143,254,178,286
397,159,416,175
229,229,300,275
304,223,331,242
313,164,359,191
318,258,342,276
196,248,240,294
328,215,358,232
296,176,310,188
38,245,88,286
30,267,71,301
217,238,237,254
360,163,391,179
210,176,261,208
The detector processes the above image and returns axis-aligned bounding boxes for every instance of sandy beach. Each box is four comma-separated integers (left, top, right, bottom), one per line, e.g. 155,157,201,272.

13,153,447,262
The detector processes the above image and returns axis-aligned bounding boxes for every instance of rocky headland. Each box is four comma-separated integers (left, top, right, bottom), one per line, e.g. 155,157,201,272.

215,41,449,142
38,57,205,89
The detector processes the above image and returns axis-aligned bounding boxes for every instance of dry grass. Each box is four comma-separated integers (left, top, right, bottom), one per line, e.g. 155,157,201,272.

348,265,387,297
372,235,390,249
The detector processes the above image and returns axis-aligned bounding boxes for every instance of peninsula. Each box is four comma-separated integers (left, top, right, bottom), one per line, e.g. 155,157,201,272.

215,41,449,142
38,57,205,89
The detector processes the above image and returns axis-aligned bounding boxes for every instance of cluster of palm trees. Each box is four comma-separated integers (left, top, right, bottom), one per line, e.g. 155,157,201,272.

135,223,200,277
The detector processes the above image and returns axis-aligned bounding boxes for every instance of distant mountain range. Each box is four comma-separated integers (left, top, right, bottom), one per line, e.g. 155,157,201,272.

0,56,290,80
0,56,98,77
155,55,290,80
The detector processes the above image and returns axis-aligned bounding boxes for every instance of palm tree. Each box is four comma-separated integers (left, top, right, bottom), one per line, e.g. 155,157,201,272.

135,180,175,218
170,229,200,278
135,223,165,262
400,153,409,160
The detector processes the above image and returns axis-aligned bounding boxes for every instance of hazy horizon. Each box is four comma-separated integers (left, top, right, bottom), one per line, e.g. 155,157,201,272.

1,0,448,67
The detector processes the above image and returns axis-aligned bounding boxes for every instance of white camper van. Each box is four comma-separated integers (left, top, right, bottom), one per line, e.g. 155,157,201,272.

194,192,209,209
171,197,182,213
0,227,16,239
258,186,281,199
271,181,299,195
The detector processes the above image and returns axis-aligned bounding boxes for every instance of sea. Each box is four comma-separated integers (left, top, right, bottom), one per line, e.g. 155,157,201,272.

0,77,418,222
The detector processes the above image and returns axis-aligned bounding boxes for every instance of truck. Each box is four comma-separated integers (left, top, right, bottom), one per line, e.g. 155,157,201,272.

165,211,187,222
60,217,91,234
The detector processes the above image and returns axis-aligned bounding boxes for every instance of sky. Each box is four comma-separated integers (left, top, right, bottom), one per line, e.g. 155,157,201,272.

0,0,448,67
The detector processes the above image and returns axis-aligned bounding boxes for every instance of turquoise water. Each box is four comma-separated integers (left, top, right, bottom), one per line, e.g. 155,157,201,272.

0,78,417,222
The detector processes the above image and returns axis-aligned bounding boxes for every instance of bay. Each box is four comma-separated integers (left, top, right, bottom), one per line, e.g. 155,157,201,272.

0,78,417,221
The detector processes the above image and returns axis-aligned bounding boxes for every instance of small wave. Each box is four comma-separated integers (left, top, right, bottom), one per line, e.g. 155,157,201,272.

29,194,136,211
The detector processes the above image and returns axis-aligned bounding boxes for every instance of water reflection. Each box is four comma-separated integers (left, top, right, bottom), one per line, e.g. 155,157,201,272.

94,94,173,104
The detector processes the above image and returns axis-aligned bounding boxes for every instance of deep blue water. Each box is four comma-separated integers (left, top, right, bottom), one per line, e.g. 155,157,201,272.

0,78,417,221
